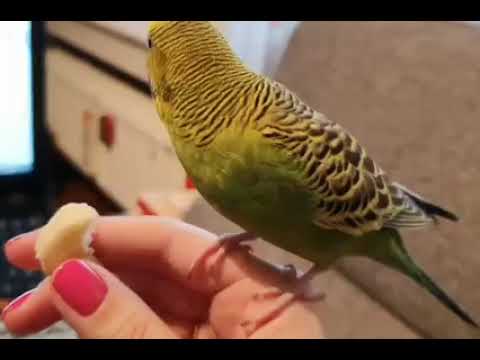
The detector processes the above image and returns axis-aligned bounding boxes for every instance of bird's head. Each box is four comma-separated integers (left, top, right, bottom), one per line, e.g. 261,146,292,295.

146,21,244,98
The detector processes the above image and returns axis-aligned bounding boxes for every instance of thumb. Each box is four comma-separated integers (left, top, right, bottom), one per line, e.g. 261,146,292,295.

48,259,178,339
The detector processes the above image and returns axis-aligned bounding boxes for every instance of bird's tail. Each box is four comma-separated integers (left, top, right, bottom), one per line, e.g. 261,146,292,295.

368,228,478,330
392,182,459,222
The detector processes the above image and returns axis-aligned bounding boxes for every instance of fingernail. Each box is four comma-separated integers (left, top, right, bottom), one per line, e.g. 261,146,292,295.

4,232,29,249
52,260,108,316
1,290,34,320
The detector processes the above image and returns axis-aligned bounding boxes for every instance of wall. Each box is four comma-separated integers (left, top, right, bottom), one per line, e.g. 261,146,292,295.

275,20,480,339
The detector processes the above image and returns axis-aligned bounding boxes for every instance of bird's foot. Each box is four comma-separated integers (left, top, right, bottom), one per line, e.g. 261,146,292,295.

253,263,325,302
187,232,257,281
241,265,325,336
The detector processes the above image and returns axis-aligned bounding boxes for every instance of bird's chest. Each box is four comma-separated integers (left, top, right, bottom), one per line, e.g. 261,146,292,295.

176,139,266,217
172,131,314,242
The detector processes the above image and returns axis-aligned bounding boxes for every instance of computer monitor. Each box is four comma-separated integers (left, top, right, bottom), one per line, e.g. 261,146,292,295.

0,21,48,301
0,21,35,177
0,21,47,203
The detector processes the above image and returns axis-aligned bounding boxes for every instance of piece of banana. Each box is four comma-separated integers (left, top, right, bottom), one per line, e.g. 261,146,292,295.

35,203,99,275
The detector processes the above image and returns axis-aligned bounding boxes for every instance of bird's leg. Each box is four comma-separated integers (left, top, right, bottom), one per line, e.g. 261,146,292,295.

242,264,325,336
187,232,257,280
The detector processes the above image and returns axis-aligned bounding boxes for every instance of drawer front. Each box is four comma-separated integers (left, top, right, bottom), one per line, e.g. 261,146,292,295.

91,110,185,211
46,58,101,171
46,48,186,211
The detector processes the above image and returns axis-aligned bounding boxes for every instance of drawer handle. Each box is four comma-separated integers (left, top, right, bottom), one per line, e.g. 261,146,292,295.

99,114,116,149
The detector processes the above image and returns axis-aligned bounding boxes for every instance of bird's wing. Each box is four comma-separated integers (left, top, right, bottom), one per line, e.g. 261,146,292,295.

258,81,434,236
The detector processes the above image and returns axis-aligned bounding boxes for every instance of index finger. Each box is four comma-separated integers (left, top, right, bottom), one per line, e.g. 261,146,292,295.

4,216,294,296
4,230,40,271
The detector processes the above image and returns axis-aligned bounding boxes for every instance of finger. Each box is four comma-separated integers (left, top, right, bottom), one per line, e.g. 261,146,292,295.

4,216,296,296
91,216,301,294
111,268,209,322
1,278,61,336
48,259,179,339
1,268,206,337
4,230,41,271
4,232,210,322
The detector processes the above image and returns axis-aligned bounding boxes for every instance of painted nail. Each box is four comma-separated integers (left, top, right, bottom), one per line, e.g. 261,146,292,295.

1,290,33,320
52,260,108,317
4,233,28,249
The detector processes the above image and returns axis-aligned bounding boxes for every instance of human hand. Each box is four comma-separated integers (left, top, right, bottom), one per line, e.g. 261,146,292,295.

1,216,324,339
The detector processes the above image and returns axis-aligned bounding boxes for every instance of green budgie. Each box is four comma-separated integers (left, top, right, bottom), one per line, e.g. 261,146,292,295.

146,21,478,333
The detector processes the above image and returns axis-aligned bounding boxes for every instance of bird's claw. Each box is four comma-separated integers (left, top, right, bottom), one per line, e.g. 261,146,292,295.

187,232,256,281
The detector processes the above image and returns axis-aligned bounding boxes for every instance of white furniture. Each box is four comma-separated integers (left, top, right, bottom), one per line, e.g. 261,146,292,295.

46,21,195,214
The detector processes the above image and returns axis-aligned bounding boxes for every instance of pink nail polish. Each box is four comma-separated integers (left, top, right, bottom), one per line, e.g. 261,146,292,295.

1,290,33,320
4,234,26,249
53,260,108,317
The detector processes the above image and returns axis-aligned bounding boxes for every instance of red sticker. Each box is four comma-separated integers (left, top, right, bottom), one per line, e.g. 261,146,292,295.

100,114,116,148
185,177,195,190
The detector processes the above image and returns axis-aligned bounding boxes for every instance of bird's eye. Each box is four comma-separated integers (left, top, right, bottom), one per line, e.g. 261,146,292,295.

147,38,152,49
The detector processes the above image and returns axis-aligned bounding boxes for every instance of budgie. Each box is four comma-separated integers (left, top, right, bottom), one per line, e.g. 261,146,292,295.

146,21,478,333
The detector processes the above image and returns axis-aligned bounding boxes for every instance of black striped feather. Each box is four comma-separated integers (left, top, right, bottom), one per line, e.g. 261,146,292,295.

257,82,458,236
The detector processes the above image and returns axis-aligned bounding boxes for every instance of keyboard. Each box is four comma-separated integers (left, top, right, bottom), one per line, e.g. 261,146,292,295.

0,214,46,299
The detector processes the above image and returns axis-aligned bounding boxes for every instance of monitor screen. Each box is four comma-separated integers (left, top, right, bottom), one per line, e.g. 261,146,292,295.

0,21,34,176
